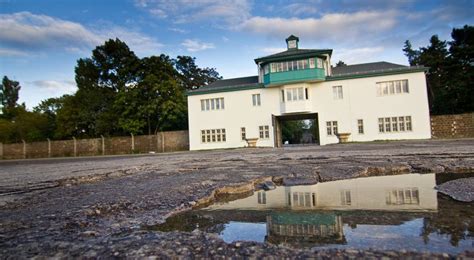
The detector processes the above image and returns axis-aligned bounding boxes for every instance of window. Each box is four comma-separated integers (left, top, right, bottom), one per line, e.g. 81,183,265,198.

333,86,343,99
392,117,398,132
257,191,266,204
201,128,226,143
285,87,305,102
378,116,413,133
378,118,385,133
309,58,315,68
241,127,246,141
406,116,412,131
317,58,323,68
289,192,315,208
259,125,270,139
399,117,405,131
341,190,352,205
264,64,269,74
252,94,261,106
358,119,364,134
386,188,419,205
376,80,409,96
385,118,391,132
326,121,338,136
201,98,224,111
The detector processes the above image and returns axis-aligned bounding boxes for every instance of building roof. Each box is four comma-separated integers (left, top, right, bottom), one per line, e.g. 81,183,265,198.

188,62,427,96
331,62,406,76
187,75,262,95
328,62,427,80
254,49,333,64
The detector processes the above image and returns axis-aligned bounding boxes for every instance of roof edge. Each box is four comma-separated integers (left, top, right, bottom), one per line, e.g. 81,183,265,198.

187,83,265,96
327,66,428,81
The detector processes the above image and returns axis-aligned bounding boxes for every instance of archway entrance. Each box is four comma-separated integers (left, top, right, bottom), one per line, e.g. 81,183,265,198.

272,113,319,148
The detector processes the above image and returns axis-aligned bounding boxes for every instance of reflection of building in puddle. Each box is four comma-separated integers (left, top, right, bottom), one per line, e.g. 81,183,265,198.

207,174,437,212
266,212,345,246
203,174,438,246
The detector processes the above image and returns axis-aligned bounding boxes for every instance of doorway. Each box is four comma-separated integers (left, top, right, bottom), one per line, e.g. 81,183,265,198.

272,113,319,147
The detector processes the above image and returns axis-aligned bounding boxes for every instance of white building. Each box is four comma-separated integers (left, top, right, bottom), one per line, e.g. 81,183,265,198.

187,35,431,150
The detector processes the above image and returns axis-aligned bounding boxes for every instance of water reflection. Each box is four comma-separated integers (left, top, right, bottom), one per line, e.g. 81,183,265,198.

151,174,473,254
207,174,437,211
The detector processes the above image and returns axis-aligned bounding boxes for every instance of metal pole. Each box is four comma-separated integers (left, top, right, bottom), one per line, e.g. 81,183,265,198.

131,133,135,153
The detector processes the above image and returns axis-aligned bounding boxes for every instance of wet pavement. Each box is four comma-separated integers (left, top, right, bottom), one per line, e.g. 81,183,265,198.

1,139,474,258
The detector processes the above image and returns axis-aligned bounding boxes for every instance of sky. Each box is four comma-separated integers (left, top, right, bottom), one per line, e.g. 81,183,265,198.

0,0,473,109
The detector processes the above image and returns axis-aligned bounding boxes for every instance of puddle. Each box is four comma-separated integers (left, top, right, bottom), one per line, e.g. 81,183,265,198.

149,174,473,254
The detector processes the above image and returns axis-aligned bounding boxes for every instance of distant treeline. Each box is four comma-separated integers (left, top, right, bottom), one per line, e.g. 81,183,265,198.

0,38,221,143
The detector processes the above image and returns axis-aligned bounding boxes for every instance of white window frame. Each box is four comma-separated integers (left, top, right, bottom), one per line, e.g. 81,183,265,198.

259,125,270,139
378,116,413,133
357,119,364,134
332,86,343,100
252,94,261,106
201,97,224,111
241,127,246,141
376,79,409,97
201,128,226,143
326,121,338,136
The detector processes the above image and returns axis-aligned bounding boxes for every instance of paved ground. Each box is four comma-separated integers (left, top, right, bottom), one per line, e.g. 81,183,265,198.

0,139,473,258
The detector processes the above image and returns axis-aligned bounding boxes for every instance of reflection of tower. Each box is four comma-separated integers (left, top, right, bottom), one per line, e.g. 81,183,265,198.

265,212,346,246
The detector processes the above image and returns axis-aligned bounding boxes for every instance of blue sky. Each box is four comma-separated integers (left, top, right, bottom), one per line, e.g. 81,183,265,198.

1,0,473,108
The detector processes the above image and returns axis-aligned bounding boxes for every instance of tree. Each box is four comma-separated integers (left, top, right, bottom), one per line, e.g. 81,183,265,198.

446,25,474,114
402,40,420,66
1,76,21,115
59,38,141,137
115,55,187,135
335,60,347,67
402,26,474,115
174,56,221,90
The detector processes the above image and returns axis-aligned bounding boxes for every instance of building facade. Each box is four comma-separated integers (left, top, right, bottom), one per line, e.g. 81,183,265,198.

187,35,431,150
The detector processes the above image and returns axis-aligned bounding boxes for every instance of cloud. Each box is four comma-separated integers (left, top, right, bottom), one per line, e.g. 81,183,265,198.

135,0,251,27
332,47,385,64
181,39,215,52
31,80,77,94
284,3,318,16
261,47,286,54
0,47,29,57
169,27,187,34
239,10,399,43
0,12,163,57
0,12,101,50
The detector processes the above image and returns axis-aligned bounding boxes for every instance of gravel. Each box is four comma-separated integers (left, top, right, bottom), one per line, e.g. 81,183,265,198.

0,139,473,258
437,177,474,202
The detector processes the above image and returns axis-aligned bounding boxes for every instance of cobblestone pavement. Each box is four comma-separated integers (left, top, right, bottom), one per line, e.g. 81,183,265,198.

1,139,473,258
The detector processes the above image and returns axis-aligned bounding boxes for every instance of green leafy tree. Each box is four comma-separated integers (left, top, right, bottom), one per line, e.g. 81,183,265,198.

403,25,473,114
1,76,21,116
115,55,187,135
174,56,221,90
402,40,420,66
335,60,347,67
446,25,474,114
59,38,140,137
